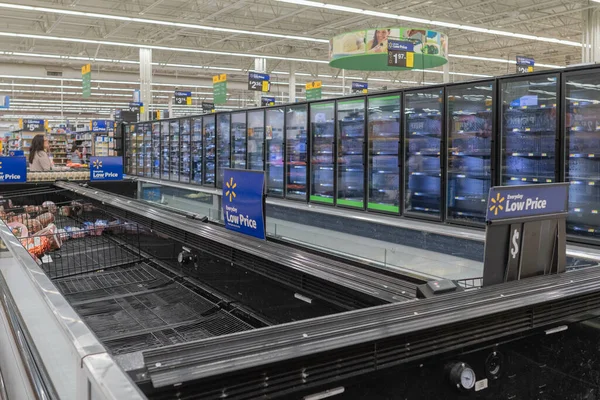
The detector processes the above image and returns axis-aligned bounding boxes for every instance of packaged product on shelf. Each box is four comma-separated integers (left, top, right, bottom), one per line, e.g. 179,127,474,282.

57,228,68,242
26,218,42,234
42,201,58,214
65,226,85,239
59,206,72,217
9,213,30,224
37,212,55,227
35,223,62,251
7,222,28,238
24,205,43,214
21,236,50,257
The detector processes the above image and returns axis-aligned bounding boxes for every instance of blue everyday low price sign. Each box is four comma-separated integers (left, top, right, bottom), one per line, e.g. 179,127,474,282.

91,120,107,132
0,157,26,183
90,157,123,181
486,183,568,221
223,169,266,240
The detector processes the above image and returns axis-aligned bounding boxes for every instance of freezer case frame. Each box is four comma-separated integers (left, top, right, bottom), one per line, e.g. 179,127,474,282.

231,111,248,171
216,113,232,189
265,106,286,199
309,100,337,207
285,104,309,202
403,85,447,222
203,114,217,188
445,79,498,227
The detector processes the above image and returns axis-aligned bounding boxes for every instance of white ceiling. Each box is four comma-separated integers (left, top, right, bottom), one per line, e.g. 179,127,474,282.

0,0,593,128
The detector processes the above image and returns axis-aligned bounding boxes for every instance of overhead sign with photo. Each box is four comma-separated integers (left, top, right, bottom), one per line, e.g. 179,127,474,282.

248,72,271,92
174,91,192,106
516,56,535,74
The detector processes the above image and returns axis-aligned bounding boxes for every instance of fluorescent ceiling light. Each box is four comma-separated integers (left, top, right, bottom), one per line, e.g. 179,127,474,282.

275,0,581,47
0,3,328,44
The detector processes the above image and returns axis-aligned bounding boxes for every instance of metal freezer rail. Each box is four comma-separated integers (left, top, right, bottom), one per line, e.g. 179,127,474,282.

55,182,420,306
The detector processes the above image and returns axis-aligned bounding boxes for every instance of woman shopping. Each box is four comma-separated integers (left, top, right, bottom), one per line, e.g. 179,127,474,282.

29,134,53,171
70,143,82,163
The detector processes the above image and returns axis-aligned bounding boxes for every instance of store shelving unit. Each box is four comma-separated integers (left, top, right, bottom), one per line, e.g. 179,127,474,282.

367,95,401,214
266,107,285,197
248,110,265,171
216,114,231,187
446,82,494,224
232,112,247,170
180,119,191,183
192,117,203,185
337,98,366,209
203,115,216,187
285,104,308,200
310,102,336,205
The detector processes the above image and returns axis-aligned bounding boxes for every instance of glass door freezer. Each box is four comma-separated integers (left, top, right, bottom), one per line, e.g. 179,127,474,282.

336,98,366,209
180,118,191,183
231,112,247,169
500,74,558,186
143,123,152,177
161,121,170,180
191,117,203,185
216,114,231,188
136,123,145,176
310,102,336,205
404,87,444,219
446,82,494,224
125,124,135,175
286,104,308,200
151,122,161,179
564,70,600,238
266,107,285,197
247,110,265,171
169,120,180,182
203,115,216,187
367,95,401,214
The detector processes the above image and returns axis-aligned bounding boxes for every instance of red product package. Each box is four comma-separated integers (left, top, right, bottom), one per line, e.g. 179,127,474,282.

35,223,62,251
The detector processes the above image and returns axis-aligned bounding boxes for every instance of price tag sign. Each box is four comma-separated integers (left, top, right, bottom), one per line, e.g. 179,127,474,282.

351,81,368,94
261,97,276,106
248,72,270,92
202,102,215,113
387,40,414,68
129,102,143,114
516,56,535,74
21,119,45,132
174,91,192,106
306,81,322,101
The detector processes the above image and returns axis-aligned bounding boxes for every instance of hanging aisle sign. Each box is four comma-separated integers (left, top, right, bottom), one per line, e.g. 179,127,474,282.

82,64,92,98
175,91,192,106
0,95,9,110
222,169,266,240
19,119,46,132
90,157,123,181
516,56,535,74
387,40,415,68
248,72,271,92
202,102,215,113
261,96,276,106
351,81,368,94
306,81,322,101
91,120,108,132
213,74,228,105
0,157,26,183
129,102,143,114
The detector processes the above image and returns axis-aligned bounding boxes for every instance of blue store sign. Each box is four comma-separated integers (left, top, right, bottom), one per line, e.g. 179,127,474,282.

0,157,26,183
8,150,24,157
91,120,108,132
486,183,568,221
223,169,266,240
90,157,123,181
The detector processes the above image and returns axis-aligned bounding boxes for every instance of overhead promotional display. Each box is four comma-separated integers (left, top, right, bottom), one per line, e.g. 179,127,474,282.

248,72,270,92
306,81,322,101
222,169,266,240
19,119,46,132
213,74,228,105
82,63,92,98
90,157,123,181
261,96,276,106
516,56,535,74
330,27,447,71
0,157,26,183
175,91,192,106
351,81,368,94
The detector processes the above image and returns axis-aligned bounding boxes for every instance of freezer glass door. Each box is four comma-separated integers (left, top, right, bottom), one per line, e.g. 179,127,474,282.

192,117,203,185
180,118,191,183
286,105,308,200
203,115,216,187
169,120,180,181
501,75,558,185
143,123,152,177
231,112,247,169
160,121,170,179
404,88,443,218
152,122,161,178
248,110,265,171
367,95,400,214
125,124,135,175
337,99,366,209
265,108,285,197
216,114,231,188
310,102,335,204
136,124,144,176
565,72,600,237
447,82,494,223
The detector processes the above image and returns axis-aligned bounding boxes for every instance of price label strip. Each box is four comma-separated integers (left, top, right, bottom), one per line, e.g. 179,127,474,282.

387,40,415,68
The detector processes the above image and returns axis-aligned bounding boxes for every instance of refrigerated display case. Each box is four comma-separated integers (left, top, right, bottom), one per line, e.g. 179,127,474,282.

367,95,400,214
248,110,265,171
232,112,247,169
286,105,308,200
500,74,558,186
152,122,161,179
180,118,191,183
203,115,216,187
136,123,145,176
337,98,366,209
266,108,285,196
143,123,152,177
161,121,170,180
564,70,600,237
404,88,444,219
192,117,203,185
169,120,180,181
310,102,336,204
216,114,231,187
446,82,494,224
